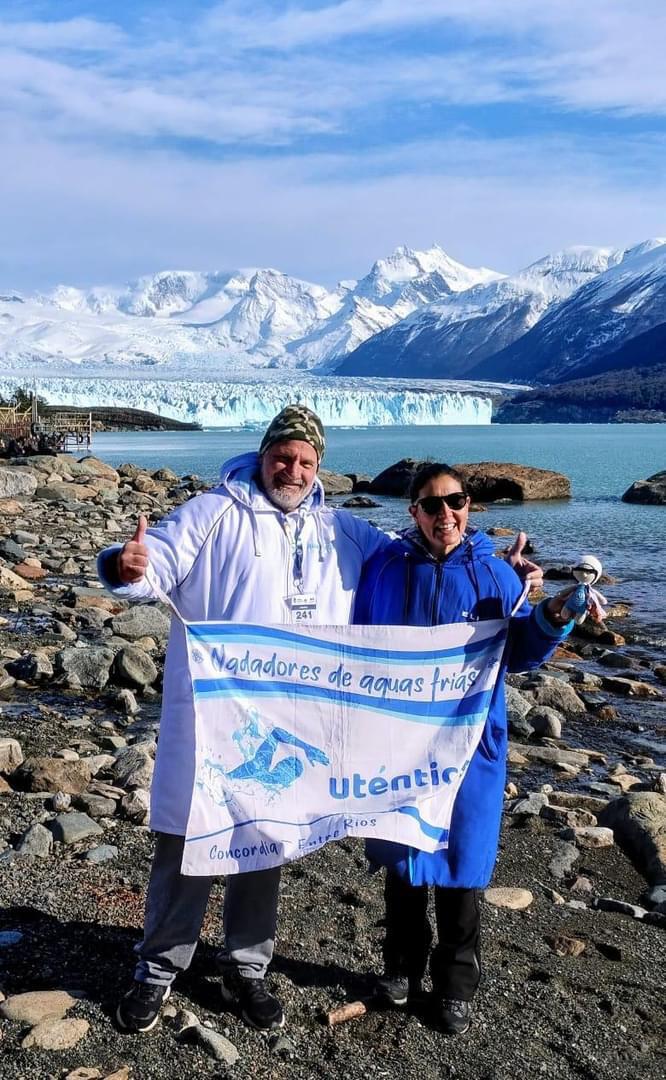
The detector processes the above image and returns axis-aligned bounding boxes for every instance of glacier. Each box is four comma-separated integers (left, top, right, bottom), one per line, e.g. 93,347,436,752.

0,244,501,376
0,373,508,427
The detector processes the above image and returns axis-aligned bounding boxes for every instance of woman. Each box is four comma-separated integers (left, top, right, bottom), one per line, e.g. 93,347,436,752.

353,463,573,1035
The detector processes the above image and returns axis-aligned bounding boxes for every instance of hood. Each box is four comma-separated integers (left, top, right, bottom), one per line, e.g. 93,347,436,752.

218,451,326,514
217,451,328,560
402,525,495,563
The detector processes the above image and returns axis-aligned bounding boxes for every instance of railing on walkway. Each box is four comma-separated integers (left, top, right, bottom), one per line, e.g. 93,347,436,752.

0,404,92,454
37,412,93,452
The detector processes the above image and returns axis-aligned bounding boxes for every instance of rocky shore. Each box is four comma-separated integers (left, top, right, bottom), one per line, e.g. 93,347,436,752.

0,455,664,1080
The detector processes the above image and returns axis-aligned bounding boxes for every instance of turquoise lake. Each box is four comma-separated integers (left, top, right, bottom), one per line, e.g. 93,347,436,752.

92,424,665,631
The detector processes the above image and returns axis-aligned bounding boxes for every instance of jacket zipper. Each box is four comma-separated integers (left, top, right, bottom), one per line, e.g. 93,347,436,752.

430,562,443,625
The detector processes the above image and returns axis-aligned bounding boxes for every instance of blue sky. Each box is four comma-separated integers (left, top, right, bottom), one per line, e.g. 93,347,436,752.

2,0,665,290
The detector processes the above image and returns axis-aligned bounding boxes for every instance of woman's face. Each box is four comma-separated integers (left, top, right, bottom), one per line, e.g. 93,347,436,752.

409,473,470,558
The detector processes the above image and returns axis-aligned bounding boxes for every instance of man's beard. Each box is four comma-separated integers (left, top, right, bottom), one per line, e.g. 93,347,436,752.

263,478,310,512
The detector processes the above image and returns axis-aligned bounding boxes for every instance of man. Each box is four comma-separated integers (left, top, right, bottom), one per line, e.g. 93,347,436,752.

98,405,541,1035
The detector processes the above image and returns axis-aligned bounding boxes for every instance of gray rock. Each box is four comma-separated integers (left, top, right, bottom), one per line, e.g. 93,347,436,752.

112,743,155,789
76,793,117,818
109,687,140,716
60,557,81,575
549,792,609,814
505,684,533,719
0,467,38,498
599,791,666,885
5,651,54,683
47,811,104,845
113,645,158,688
51,617,77,639
82,844,118,864
318,469,353,496
0,737,23,774
569,670,604,689
12,528,39,545
269,1032,296,1056
121,788,150,822
54,747,80,762
16,822,53,857
111,606,171,642
541,805,598,829
598,650,641,671
622,470,666,505
643,884,666,913
527,706,564,740
50,791,72,811
508,714,535,740
0,538,27,561
549,841,580,879
54,646,115,690
509,743,590,767
560,826,614,849
192,1025,239,1065
523,676,586,715
510,792,549,816
172,1007,200,1034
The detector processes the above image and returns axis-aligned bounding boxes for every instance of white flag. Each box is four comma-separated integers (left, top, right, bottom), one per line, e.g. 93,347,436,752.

181,619,508,875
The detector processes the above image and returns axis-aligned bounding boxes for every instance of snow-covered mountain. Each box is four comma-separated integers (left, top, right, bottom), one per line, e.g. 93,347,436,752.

470,240,666,383
0,245,499,377
0,374,508,427
335,246,624,380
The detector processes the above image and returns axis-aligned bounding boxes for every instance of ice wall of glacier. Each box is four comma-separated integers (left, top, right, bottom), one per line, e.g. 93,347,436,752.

0,375,497,426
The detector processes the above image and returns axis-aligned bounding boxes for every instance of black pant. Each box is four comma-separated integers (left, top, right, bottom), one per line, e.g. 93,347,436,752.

382,872,481,1001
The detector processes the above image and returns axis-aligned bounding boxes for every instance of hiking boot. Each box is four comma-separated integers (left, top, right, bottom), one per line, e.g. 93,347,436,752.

437,996,472,1035
220,972,284,1030
116,980,171,1033
374,973,410,1007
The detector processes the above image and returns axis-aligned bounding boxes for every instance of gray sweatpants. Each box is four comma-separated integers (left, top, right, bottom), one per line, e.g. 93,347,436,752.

135,833,281,986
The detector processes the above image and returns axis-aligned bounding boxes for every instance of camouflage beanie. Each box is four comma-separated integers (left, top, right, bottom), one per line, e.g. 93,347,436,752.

259,404,326,461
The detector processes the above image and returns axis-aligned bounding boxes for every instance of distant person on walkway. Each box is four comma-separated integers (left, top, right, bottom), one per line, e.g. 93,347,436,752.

353,463,573,1036
98,411,542,1036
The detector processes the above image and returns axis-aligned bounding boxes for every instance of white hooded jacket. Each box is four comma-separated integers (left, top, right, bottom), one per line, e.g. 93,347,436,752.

98,452,391,834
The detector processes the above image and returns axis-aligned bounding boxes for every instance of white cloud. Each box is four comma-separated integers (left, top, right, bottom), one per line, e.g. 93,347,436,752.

1,0,665,158
0,2,664,289
1,126,664,290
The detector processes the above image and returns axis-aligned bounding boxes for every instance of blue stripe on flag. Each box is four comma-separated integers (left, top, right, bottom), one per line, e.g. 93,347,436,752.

187,621,506,663
191,675,492,725
397,805,449,841
185,805,447,844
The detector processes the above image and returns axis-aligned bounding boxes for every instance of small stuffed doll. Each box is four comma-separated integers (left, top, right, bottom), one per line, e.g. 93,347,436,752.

561,555,607,624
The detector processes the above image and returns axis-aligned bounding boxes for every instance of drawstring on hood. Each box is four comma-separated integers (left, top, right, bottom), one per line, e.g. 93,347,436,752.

402,525,505,614
218,452,328,560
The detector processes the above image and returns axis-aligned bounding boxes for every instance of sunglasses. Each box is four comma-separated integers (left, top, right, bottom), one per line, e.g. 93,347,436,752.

414,492,468,514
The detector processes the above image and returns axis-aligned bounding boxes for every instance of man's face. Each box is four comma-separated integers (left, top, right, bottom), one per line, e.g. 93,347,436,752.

259,439,319,511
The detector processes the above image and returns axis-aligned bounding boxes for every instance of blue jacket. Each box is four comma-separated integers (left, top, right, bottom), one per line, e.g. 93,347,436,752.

353,527,571,888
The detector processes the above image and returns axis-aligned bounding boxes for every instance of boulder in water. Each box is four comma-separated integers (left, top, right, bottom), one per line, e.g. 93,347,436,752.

622,470,666,504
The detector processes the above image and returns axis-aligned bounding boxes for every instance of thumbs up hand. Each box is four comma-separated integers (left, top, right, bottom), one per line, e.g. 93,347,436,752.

506,531,544,592
117,515,150,584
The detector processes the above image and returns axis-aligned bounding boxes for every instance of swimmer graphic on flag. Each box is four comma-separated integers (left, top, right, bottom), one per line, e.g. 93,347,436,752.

180,617,511,875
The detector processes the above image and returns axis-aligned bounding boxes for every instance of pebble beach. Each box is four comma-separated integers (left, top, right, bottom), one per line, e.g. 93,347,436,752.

0,453,664,1080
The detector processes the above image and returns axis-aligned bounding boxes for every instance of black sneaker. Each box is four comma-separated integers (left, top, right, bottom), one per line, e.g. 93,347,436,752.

220,972,284,1030
437,997,472,1035
374,973,409,1007
116,980,171,1033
